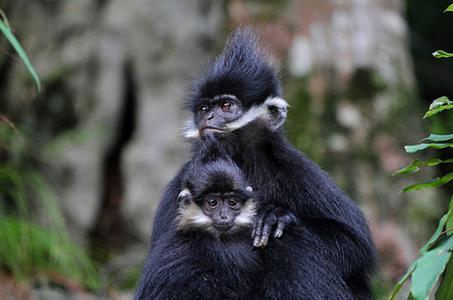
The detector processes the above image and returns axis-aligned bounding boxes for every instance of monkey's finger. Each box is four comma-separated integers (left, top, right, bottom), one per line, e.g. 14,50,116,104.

259,221,272,247
274,220,285,238
259,235,269,248
253,214,265,240
251,219,258,238
253,234,263,247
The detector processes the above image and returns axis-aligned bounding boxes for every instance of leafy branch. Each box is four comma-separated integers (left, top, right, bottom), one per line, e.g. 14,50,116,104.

389,4,453,299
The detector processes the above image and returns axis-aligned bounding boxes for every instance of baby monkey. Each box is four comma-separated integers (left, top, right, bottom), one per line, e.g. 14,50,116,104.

177,159,255,237
141,157,261,299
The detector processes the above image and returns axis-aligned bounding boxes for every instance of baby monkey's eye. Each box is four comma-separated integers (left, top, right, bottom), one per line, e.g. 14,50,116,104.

207,198,218,207
228,199,238,208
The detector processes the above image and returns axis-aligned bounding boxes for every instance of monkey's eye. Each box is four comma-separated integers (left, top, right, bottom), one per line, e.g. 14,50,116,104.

199,105,209,113
228,199,238,208
207,198,218,208
220,101,232,112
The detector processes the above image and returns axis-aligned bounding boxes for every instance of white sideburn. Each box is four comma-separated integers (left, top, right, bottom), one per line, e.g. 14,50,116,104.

177,201,213,230
183,96,288,139
234,200,256,226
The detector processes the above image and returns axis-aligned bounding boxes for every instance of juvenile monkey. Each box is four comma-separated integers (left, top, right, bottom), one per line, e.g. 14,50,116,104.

139,157,260,300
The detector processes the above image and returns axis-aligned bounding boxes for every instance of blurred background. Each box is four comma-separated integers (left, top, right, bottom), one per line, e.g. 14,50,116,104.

1,0,452,299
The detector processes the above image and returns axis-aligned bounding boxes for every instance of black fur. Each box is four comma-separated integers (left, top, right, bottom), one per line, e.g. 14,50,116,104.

186,28,282,112
182,153,251,198
137,29,376,299
137,149,261,299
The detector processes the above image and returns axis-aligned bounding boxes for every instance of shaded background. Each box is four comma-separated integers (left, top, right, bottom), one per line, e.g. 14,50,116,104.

1,0,452,299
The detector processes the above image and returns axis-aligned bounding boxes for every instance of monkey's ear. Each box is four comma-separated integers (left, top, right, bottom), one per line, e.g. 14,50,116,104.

177,188,192,200
246,186,253,193
266,97,288,131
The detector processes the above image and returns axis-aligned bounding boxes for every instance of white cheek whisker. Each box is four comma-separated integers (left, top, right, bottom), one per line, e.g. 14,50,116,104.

234,200,257,226
182,119,200,139
182,96,288,139
177,202,212,231
225,96,288,132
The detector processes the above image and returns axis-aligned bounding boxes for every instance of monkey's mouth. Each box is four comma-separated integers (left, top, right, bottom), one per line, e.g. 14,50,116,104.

200,126,226,134
213,223,234,232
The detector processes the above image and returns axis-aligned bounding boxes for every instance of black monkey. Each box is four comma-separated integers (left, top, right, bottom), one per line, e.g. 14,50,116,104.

137,155,261,299
137,29,376,299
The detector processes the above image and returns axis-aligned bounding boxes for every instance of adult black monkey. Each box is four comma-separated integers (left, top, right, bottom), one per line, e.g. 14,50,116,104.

136,29,376,299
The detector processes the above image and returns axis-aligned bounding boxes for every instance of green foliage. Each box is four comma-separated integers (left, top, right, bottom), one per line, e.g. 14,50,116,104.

432,51,453,59
445,4,453,13
390,6,453,297
391,103,453,298
0,124,99,289
0,218,99,289
401,172,453,193
423,96,453,118
404,143,453,153
0,9,41,91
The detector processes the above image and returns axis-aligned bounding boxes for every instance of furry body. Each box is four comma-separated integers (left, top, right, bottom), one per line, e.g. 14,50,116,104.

136,29,376,299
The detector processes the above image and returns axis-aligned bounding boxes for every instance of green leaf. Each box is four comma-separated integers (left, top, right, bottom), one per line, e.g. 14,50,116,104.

433,50,453,58
445,4,453,12
0,18,41,91
420,212,449,253
410,238,453,300
421,134,453,143
447,196,453,234
436,259,453,300
424,97,453,118
393,158,449,176
402,172,453,192
388,261,417,300
404,143,453,153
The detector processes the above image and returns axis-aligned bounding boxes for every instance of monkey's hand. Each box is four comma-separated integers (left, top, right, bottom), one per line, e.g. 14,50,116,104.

252,205,296,248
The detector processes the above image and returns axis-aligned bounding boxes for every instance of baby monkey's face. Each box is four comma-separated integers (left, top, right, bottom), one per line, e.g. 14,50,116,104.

199,193,244,232
177,187,256,235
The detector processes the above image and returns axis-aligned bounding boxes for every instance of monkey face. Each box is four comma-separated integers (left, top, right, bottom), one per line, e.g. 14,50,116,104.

177,191,256,235
200,196,243,232
184,96,288,139
194,95,243,137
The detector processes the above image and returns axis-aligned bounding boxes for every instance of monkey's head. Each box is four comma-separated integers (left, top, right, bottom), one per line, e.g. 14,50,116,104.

176,159,256,235
184,28,288,140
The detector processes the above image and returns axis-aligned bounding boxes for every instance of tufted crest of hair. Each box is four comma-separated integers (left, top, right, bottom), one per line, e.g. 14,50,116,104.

186,27,282,111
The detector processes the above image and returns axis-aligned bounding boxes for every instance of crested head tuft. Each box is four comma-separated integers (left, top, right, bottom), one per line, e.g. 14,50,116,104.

187,28,282,111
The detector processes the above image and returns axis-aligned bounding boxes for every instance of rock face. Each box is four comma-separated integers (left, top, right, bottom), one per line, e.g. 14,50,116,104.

1,0,224,254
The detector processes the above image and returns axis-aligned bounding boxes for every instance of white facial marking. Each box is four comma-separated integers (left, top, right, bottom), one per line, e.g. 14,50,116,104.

177,201,212,230
225,96,288,131
182,96,288,139
183,119,200,139
246,186,253,193
234,200,256,226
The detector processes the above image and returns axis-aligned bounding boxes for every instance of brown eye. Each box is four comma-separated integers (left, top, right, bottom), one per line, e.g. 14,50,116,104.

207,198,218,207
228,199,238,208
199,105,209,113
221,102,232,112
